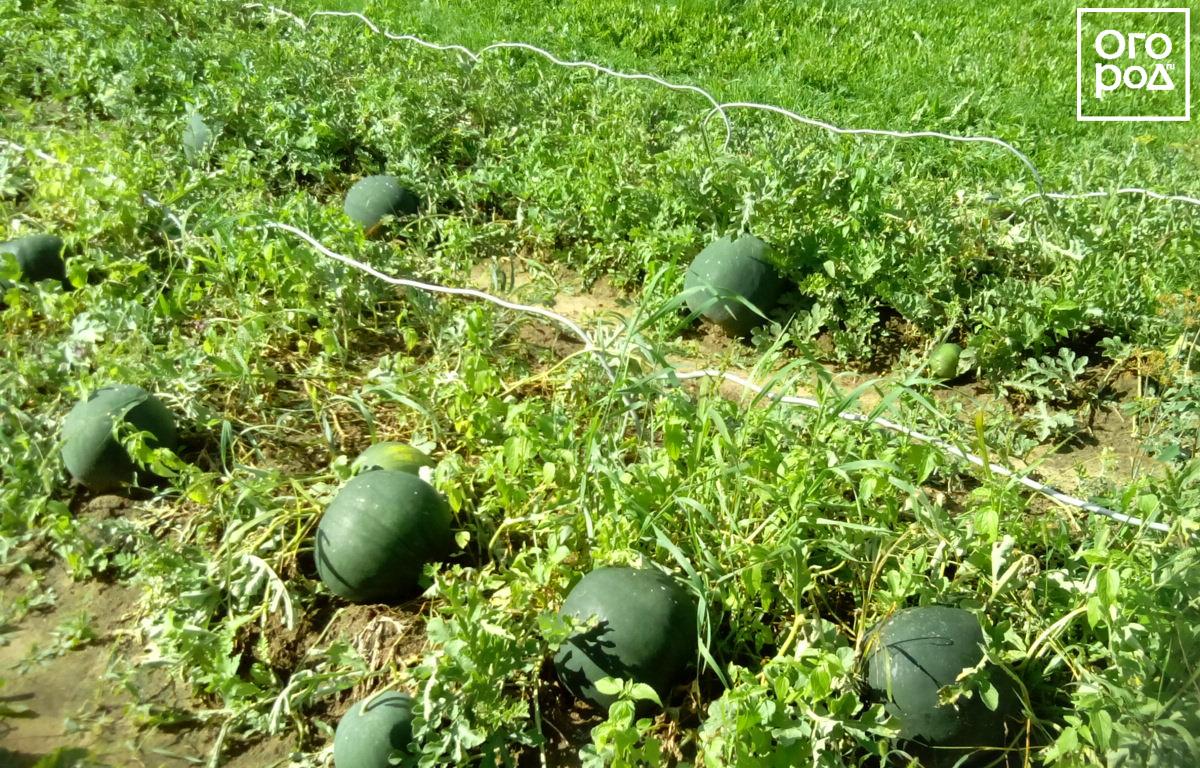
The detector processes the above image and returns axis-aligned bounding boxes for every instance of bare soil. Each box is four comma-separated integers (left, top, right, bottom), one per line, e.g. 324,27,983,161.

0,543,292,767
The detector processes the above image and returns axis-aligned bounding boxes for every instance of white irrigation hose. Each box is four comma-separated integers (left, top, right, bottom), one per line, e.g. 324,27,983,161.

242,4,733,150
672,370,1170,532
470,41,730,149
260,221,621,391
705,102,1047,201
1,138,61,166
240,3,1200,212
268,223,1171,534
1019,188,1200,208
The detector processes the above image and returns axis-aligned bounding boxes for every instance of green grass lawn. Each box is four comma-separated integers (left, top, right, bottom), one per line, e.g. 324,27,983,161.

2,1,1199,766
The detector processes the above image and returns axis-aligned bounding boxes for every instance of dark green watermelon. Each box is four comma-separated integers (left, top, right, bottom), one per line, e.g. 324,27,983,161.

61,385,178,493
683,234,785,336
352,442,434,477
343,175,419,233
316,470,452,603
554,566,697,709
865,606,1015,754
334,691,415,768
1,234,68,288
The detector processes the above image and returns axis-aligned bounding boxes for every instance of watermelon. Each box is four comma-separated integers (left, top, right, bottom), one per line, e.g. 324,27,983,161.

343,175,419,234
865,606,1015,754
683,234,785,335
554,566,697,709
61,385,178,493
1,234,68,288
334,691,415,768
929,343,962,380
316,470,453,603
352,442,434,477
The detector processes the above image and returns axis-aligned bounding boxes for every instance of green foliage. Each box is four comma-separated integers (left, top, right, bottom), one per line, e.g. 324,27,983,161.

580,679,666,767
29,748,98,768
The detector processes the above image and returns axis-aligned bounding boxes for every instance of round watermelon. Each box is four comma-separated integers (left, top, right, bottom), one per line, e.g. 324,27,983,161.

554,566,697,709
865,606,1015,752
683,234,785,336
61,385,178,493
1,234,68,288
316,470,453,603
343,175,419,233
334,691,415,768
928,343,962,380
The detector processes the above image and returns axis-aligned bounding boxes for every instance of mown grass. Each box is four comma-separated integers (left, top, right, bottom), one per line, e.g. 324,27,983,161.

2,0,1199,766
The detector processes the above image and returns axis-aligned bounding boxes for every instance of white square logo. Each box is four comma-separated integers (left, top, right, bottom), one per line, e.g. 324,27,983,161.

1077,7,1191,121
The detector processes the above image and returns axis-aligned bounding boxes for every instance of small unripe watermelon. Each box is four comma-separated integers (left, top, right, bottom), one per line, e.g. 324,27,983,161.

61,385,178,493
554,566,697,709
683,234,785,336
316,470,453,603
343,175,419,233
928,343,962,380
865,606,1014,751
1,234,68,287
334,691,415,768
352,442,434,477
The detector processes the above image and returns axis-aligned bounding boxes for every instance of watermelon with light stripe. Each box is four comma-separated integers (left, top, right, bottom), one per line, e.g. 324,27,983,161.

352,442,434,477
182,111,214,162
929,343,962,380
